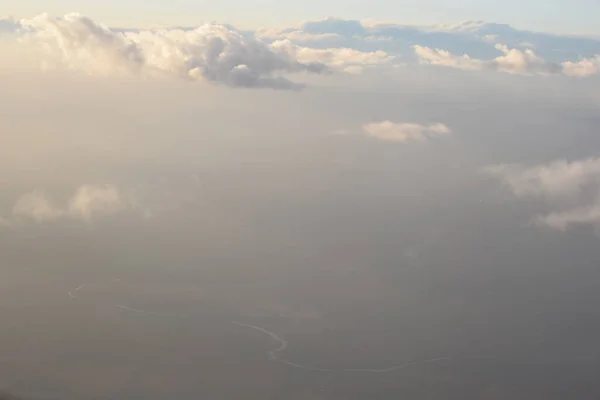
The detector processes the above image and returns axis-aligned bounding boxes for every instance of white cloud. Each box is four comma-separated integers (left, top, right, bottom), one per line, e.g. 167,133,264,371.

9,13,600,83
270,40,394,74
415,43,600,77
12,184,138,223
18,13,329,90
485,158,600,231
14,13,398,90
484,158,600,200
362,121,451,143
413,45,482,70
562,56,600,77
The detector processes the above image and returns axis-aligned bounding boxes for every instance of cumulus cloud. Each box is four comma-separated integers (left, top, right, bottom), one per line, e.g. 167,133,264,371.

17,13,331,90
13,13,402,90
562,56,600,77
8,13,600,84
362,121,451,143
12,184,138,223
485,158,600,231
415,43,600,77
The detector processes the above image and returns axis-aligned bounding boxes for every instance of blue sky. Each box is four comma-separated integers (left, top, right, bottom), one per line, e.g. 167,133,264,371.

4,0,599,34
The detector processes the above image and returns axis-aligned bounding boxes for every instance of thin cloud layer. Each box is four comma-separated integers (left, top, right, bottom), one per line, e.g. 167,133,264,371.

537,205,600,231
485,158,600,230
362,121,451,143
485,158,600,200
270,40,394,74
414,43,600,77
12,184,137,223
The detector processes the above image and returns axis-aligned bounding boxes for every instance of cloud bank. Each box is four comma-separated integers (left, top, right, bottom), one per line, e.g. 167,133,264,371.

11,13,399,90
4,13,600,88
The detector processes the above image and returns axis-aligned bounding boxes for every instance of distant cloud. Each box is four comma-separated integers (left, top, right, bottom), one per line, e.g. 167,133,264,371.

12,184,139,223
562,56,600,77
18,13,329,90
484,158,600,200
256,29,343,42
14,13,399,90
271,40,394,74
362,121,451,143
485,158,600,231
413,45,482,71
415,43,600,77
536,205,600,231
12,191,64,222
6,13,600,83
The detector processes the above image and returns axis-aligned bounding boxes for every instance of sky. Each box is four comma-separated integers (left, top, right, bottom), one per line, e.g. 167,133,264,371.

2,3,600,399
2,0,600,34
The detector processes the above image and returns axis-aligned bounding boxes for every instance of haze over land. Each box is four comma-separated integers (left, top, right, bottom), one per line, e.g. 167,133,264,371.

1,11,600,399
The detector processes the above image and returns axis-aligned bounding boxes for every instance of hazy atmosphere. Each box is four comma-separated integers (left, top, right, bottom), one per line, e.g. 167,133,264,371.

1,4,600,399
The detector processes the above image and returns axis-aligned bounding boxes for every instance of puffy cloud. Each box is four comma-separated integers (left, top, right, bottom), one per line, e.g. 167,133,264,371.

18,13,329,90
12,184,138,223
10,13,600,84
15,13,399,90
415,43,600,77
485,158,600,231
362,121,451,143
20,13,145,77
562,56,600,77
488,44,561,74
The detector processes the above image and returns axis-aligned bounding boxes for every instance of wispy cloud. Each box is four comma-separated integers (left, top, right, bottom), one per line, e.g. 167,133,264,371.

12,184,140,223
484,158,600,200
362,121,451,143
485,158,600,230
